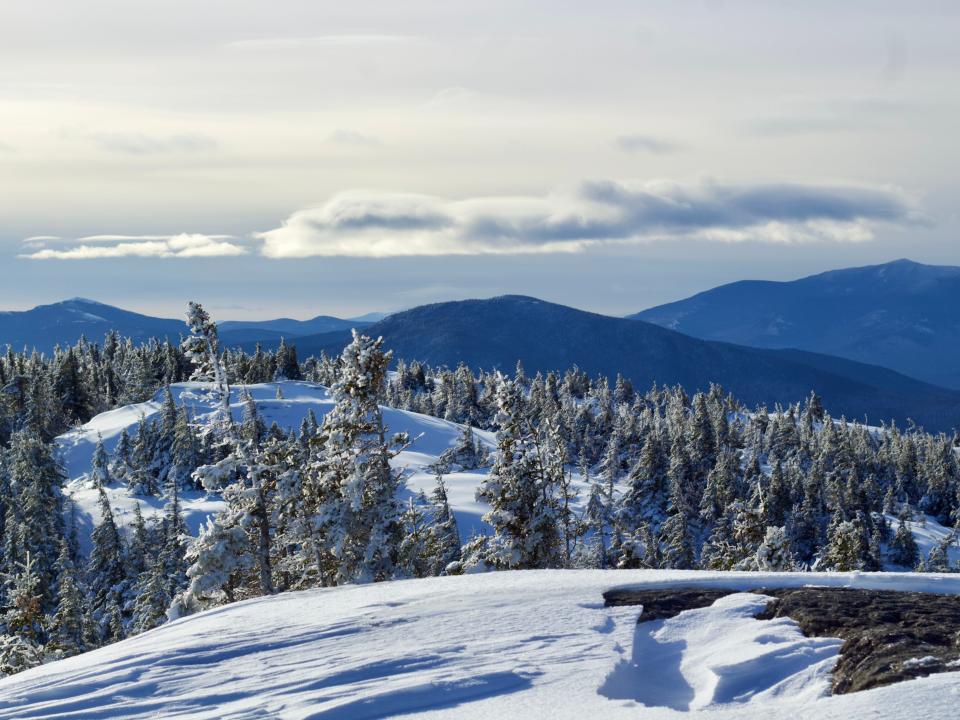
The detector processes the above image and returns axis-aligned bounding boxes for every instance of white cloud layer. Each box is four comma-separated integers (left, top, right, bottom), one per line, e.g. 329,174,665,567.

22,179,921,261
22,234,247,260
256,180,920,258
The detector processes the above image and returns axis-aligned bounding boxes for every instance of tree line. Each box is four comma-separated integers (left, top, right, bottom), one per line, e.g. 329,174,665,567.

0,303,957,675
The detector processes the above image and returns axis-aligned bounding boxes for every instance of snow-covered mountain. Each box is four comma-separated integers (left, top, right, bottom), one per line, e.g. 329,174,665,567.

2,569,959,719
632,259,960,389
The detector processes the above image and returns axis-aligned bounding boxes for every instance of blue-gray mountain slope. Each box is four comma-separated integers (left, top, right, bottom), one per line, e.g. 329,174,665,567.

632,259,960,389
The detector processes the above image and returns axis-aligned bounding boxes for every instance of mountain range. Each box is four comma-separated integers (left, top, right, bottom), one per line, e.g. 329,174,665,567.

265,295,960,431
632,259,960,389
0,298,373,354
2,258,959,430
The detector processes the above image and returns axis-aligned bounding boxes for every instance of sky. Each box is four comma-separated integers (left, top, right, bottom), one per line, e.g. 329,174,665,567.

1,0,958,320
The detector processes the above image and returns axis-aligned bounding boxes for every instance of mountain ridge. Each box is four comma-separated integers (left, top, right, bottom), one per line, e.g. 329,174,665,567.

631,258,960,389
262,294,960,431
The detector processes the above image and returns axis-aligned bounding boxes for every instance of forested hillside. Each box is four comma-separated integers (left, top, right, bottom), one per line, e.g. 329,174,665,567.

0,303,957,677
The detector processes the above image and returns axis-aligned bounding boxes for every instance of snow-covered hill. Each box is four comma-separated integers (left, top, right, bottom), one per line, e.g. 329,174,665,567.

1,570,959,719
57,381,959,569
56,381,511,553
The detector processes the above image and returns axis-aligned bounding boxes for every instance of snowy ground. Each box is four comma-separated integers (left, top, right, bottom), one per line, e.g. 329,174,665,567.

57,381,514,553
886,513,960,567
2,570,960,719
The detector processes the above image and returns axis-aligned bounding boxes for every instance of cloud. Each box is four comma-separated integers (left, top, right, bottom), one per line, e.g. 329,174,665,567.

21,234,248,260
225,35,416,51
328,129,382,147
87,132,217,155
256,180,921,258
614,134,678,154
25,180,920,261
746,97,907,137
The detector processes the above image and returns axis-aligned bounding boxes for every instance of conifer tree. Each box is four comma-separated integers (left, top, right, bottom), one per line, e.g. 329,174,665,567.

90,434,111,488
476,379,563,569
425,475,461,575
304,331,407,585
50,542,86,656
888,516,919,568
87,488,126,620
4,553,45,645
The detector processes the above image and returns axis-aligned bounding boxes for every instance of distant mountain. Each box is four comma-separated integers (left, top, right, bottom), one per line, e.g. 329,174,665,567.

218,315,369,339
347,311,390,323
631,259,960,389
0,300,373,354
0,298,185,353
271,295,960,431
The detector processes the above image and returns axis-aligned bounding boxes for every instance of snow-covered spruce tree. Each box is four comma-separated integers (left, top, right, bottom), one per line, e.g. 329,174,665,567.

0,634,43,676
90,434,111,488
583,478,613,568
168,407,200,489
659,511,695,569
475,378,564,570
399,494,431,579
86,488,126,638
819,509,871,571
424,474,461,575
305,331,408,585
184,429,294,610
2,429,67,605
128,414,160,495
49,541,86,657
170,514,252,617
110,427,134,483
132,554,174,634
925,534,954,573
699,447,740,524
158,478,189,603
274,338,302,381
4,552,45,645
620,425,669,528
754,526,796,571
434,424,487,472
887,515,919,568
126,501,149,581
182,301,232,429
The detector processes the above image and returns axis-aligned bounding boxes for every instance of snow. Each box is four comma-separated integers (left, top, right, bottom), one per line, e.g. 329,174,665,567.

885,513,960,568
600,592,841,710
57,381,513,553
2,569,959,719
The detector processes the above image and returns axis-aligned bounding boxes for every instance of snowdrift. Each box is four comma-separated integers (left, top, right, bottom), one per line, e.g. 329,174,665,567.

1,570,959,719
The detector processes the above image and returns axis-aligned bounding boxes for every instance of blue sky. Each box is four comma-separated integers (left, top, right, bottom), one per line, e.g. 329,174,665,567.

1,1,957,319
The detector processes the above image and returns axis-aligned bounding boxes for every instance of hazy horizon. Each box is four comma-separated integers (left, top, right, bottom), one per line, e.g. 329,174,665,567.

3,1,958,318
0,254,945,321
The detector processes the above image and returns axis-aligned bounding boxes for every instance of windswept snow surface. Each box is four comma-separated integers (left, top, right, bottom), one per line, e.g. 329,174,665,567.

56,381,504,553
2,570,960,719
